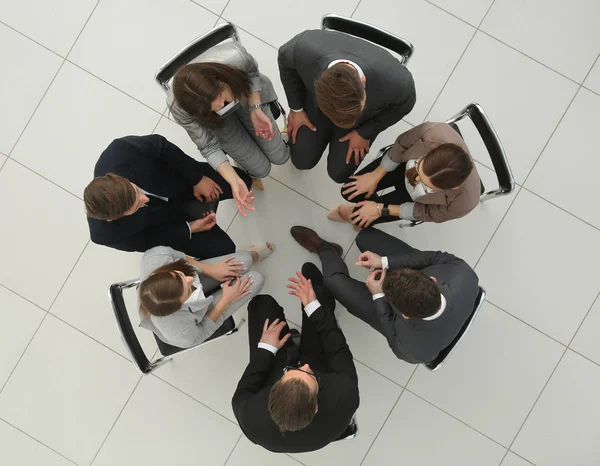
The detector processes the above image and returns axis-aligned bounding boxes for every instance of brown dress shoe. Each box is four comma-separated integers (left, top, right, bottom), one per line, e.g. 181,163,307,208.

290,226,343,256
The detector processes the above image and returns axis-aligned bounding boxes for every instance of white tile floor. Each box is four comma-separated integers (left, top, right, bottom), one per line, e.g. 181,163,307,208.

0,0,599,465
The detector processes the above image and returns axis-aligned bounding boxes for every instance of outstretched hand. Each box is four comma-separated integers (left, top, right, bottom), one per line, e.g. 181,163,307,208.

287,272,317,307
231,176,255,217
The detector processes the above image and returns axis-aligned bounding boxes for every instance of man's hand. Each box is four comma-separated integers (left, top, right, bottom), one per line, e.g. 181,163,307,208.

203,256,245,282
366,269,386,295
259,318,291,350
356,251,383,270
193,176,223,202
250,108,275,140
189,211,217,233
350,200,380,228
287,110,316,144
231,176,255,217
339,130,370,165
342,171,380,200
287,272,317,307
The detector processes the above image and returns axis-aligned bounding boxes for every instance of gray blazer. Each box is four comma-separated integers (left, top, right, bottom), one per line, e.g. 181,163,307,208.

167,42,278,170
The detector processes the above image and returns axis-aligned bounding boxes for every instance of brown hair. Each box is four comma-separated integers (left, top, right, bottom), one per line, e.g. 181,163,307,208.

172,62,252,130
406,143,473,190
268,378,318,432
315,63,365,128
84,173,137,220
139,259,196,317
383,269,441,319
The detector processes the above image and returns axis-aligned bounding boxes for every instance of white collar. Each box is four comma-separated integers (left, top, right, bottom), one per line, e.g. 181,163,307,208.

328,59,365,81
183,273,203,304
422,293,447,321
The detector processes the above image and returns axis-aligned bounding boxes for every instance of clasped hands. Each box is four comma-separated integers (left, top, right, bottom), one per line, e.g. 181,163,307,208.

193,175,255,218
357,251,386,295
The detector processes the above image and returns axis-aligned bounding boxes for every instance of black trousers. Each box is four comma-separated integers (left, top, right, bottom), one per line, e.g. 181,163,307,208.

290,95,376,184
340,157,413,226
319,231,416,333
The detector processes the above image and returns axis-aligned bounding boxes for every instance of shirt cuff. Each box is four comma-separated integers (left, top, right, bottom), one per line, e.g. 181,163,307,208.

380,153,401,172
400,202,416,221
186,222,192,239
381,256,389,270
304,300,321,317
372,292,385,301
290,108,304,112
205,149,229,171
257,342,278,355
250,75,262,93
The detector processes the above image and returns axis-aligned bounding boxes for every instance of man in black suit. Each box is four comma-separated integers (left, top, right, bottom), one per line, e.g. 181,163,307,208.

290,226,479,364
232,263,359,453
84,134,251,258
278,29,416,183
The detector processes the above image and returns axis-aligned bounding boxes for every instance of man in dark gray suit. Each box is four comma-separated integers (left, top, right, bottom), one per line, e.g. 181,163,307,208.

290,226,479,363
278,29,416,183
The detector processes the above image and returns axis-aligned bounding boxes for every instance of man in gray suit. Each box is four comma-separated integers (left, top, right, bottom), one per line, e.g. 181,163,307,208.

290,226,479,363
278,29,416,183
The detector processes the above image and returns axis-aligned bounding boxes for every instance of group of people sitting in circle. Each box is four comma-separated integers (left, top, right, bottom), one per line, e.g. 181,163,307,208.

83,24,481,453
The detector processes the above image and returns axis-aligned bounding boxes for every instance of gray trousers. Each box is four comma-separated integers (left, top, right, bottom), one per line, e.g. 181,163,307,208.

214,104,289,179
319,229,416,334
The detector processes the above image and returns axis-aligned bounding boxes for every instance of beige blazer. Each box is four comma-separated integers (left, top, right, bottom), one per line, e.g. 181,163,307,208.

385,122,481,223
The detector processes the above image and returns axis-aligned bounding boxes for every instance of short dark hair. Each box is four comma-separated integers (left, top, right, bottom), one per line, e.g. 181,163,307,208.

314,63,365,128
172,62,252,130
383,269,441,319
406,143,473,190
139,259,196,317
84,173,136,220
268,378,318,432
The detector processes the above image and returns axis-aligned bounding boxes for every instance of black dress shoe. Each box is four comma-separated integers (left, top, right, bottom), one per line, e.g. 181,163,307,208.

290,226,343,256
301,262,336,311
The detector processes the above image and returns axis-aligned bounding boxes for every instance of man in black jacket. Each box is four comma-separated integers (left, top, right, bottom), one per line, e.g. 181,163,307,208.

84,134,251,258
232,263,359,453
290,226,479,363
278,29,416,183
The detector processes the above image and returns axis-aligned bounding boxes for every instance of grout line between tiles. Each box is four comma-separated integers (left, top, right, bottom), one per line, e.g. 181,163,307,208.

217,0,233,18
567,290,600,348
64,0,101,60
0,19,65,60
0,418,78,466
476,0,498,28
503,451,536,466
186,0,227,18
350,0,363,18
90,375,144,465
222,434,243,466
9,158,84,201
267,176,331,212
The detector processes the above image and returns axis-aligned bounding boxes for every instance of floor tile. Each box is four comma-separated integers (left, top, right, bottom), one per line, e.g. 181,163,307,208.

0,160,89,309
408,302,564,446
50,243,154,359
526,88,600,229
191,0,228,15
427,0,494,26
0,419,74,466
291,362,402,466
512,350,600,466
0,315,139,465
11,62,159,198
354,0,475,125
226,436,303,466
0,24,62,154
222,0,358,48
226,177,358,325
475,189,600,344
481,0,600,82
93,376,240,466
584,58,600,94
69,0,218,112
0,287,45,388
570,296,600,366
362,391,506,466
428,32,577,183
0,0,97,55
502,452,535,466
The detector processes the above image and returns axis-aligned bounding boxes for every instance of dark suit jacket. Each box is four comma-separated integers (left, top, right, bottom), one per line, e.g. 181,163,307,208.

278,29,416,140
374,250,479,363
232,305,360,453
87,134,211,252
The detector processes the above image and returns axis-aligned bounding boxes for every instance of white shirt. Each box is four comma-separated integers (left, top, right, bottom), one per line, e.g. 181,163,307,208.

184,273,206,304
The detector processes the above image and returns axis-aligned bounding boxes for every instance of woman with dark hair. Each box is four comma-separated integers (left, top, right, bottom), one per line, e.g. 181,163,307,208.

167,41,290,216
328,122,481,228
138,242,274,348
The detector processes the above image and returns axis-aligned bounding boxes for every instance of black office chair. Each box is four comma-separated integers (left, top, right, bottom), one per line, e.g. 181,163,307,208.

155,21,286,121
109,278,244,374
321,13,414,65
424,286,486,371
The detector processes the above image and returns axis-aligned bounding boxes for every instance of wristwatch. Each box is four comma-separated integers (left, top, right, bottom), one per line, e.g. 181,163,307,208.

248,103,263,112
381,203,390,217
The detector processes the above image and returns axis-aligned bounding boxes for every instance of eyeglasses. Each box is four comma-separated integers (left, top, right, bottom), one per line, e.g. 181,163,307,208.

283,366,321,388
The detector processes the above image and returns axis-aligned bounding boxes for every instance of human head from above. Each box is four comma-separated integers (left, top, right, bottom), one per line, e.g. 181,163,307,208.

383,269,441,319
268,363,319,432
84,173,149,221
406,143,473,192
139,259,197,317
315,63,366,129
172,62,252,130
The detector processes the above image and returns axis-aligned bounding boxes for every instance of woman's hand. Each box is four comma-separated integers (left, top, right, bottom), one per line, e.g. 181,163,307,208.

350,201,380,228
286,272,317,307
250,108,274,140
203,256,246,282
342,172,380,200
221,275,253,306
231,176,255,217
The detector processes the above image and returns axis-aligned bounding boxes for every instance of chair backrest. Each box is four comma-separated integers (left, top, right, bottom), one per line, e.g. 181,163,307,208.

155,22,240,92
425,286,486,371
321,14,414,65
446,103,515,201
